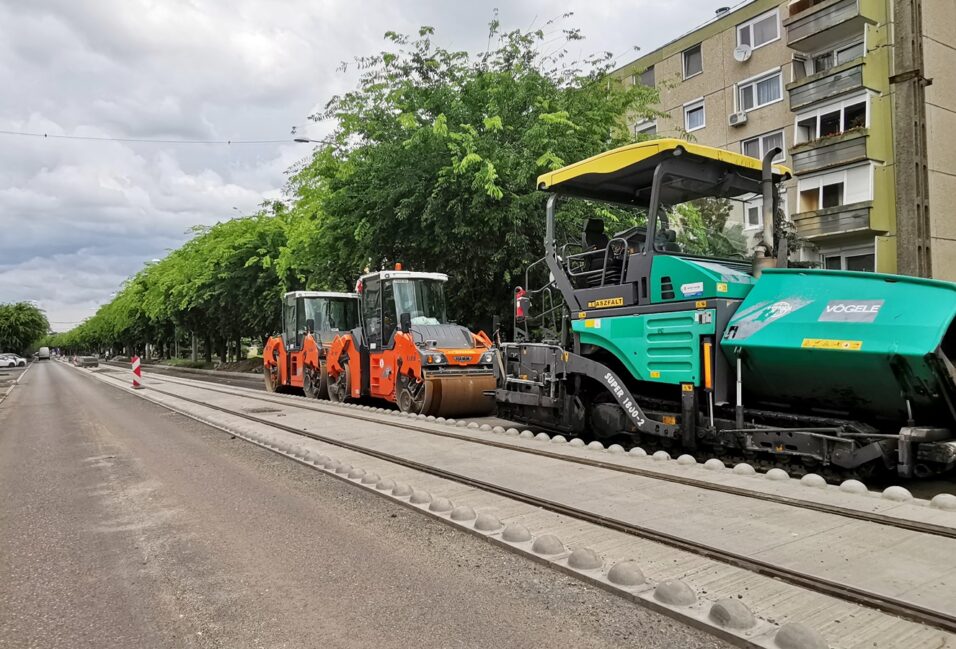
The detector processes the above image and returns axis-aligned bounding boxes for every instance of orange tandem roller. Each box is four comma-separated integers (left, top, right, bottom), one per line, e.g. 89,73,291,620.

263,291,359,398
325,267,496,417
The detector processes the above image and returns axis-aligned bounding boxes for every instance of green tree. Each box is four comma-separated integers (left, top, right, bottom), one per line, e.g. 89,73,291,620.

279,19,658,328
0,302,49,354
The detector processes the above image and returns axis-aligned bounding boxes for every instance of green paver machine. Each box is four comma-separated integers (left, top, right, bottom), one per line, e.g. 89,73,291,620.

495,139,956,479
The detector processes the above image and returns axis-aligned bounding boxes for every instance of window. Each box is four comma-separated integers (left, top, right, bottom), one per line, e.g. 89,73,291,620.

634,119,656,137
640,66,655,87
683,44,702,79
797,164,872,212
738,70,782,111
283,297,297,348
362,279,382,348
392,279,448,325
811,40,864,74
813,52,833,74
382,282,397,345
844,102,866,129
846,252,875,271
746,204,762,229
821,182,844,208
821,244,875,272
742,130,786,163
794,94,869,144
738,10,779,50
799,188,819,212
743,195,788,231
684,99,705,132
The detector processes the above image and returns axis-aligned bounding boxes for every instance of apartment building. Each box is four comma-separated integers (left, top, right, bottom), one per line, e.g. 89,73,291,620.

616,0,956,279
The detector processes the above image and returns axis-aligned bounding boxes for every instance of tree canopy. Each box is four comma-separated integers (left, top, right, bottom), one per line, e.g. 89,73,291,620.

280,21,657,327
48,17,658,355
0,302,49,354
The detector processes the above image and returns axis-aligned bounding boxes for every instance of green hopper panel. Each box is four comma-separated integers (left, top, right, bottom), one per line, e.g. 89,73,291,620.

720,268,956,426
573,310,715,386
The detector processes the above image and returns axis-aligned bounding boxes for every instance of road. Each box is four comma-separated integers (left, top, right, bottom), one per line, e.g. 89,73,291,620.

0,361,728,649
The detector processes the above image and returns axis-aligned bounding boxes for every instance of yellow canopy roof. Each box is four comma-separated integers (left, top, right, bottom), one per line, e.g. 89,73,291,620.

536,139,791,202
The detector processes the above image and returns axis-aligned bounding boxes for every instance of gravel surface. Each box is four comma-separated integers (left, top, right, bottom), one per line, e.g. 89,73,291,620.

0,362,730,649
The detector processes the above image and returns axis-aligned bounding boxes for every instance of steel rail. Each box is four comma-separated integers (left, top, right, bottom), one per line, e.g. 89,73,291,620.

101,365,956,542
92,369,956,635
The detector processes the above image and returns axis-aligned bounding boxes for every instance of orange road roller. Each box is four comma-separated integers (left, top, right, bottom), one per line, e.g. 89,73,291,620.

325,267,496,417
263,291,359,397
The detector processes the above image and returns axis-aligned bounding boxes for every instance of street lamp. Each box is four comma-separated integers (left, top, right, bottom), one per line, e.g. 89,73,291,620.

293,137,332,144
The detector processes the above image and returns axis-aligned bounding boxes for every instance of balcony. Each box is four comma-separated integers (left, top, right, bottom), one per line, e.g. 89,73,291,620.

787,59,864,111
792,200,875,240
790,129,870,175
785,0,876,53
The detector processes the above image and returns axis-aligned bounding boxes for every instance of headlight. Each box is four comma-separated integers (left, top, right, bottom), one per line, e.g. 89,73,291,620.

425,353,446,364
481,352,494,364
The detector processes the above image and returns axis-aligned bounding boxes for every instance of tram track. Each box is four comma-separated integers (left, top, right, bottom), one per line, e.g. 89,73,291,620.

99,365,956,540
91,364,956,635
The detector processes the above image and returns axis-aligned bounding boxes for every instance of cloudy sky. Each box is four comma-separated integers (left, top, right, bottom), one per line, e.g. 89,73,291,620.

0,0,728,330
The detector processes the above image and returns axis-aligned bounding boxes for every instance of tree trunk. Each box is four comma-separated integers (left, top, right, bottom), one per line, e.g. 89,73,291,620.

203,335,212,363
235,335,242,361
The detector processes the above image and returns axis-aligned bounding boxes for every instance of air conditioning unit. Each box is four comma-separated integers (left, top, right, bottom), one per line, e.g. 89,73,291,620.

728,111,748,127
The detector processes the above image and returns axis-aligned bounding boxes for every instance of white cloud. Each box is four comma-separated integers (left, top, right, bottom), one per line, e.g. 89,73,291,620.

0,0,719,328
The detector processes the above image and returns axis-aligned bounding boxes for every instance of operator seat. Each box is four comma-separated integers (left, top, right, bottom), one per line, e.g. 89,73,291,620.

580,218,626,287
582,218,609,251
659,229,682,253
578,218,610,287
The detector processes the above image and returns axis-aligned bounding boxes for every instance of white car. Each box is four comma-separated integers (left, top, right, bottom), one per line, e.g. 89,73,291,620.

0,354,27,368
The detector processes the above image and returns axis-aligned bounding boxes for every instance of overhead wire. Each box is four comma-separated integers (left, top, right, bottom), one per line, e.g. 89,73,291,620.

0,129,292,145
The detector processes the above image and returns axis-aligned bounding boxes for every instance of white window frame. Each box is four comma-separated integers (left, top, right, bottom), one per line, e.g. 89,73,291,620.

682,44,703,80
737,9,780,51
741,129,786,163
743,194,788,232
735,68,783,112
793,91,870,144
633,119,656,137
791,53,809,83
820,243,876,272
683,98,705,132
810,37,865,75
796,162,874,213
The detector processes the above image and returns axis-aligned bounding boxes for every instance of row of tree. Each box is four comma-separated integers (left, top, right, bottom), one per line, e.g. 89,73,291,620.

45,20,660,359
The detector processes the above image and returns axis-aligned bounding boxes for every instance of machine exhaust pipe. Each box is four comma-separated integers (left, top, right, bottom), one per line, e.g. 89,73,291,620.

753,147,782,277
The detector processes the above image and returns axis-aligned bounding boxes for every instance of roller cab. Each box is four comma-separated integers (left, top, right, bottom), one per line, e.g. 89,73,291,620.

263,291,360,398
325,267,496,417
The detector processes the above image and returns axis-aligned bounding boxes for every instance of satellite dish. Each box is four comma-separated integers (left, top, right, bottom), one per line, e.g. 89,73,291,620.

734,44,753,62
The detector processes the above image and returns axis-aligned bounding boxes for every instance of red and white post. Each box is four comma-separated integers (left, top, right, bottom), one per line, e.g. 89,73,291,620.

131,355,144,389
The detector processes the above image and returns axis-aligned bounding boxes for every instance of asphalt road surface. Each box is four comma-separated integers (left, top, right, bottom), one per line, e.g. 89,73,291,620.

0,362,729,649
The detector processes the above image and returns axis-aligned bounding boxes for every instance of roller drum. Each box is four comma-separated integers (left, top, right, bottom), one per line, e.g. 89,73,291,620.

424,373,496,418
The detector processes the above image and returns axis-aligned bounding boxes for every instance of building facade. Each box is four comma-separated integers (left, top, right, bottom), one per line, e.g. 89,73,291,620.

616,0,956,279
